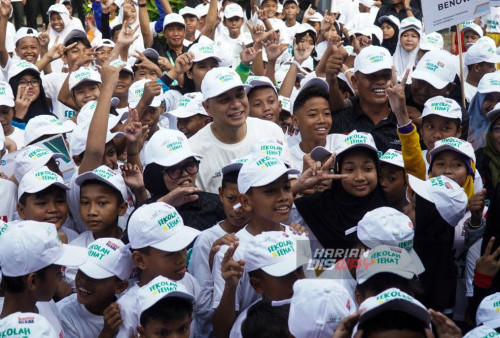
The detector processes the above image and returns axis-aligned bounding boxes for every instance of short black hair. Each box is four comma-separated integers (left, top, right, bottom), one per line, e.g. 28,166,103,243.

140,296,193,327
111,24,123,40
337,77,354,96
18,185,67,206
335,147,379,174
241,300,291,338
467,61,494,71
1,265,51,294
359,310,427,338
80,179,124,205
221,170,239,189
292,86,329,114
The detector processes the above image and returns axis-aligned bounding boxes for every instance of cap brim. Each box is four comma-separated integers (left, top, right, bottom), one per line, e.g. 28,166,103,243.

79,260,115,279
19,181,70,201
337,143,378,157
261,256,301,277
407,174,433,203
70,78,101,91
150,226,201,252
409,249,425,275
249,167,300,191
310,146,333,162
411,70,448,89
169,108,207,118
358,299,431,328
53,244,87,267
428,144,460,161
204,84,251,101
150,152,202,167
379,157,404,168
246,80,277,94
193,54,222,63
0,98,14,107
106,131,125,144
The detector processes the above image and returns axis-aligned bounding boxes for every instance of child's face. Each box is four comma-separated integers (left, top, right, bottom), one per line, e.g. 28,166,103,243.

242,175,293,226
491,119,500,153
163,23,186,49
142,247,188,281
252,267,304,301
381,22,395,40
96,46,113,66
114,72,134,98
203,87,249,130
297,33,314,47
75,270,123,312
18,188,68,230
139,315,192,338
283,3,299,21
278,110,292,134
464,30,481,48
135,67,159,82
0,105,14,129
420,115,461,150
261,0,278,18
400,29,419,52
307,21,321,34
183,15,199,35
72,82,101,109
18,74,40,101
63,42,91,70
482,92,500,117
176,114,210,138
352,70,392,107
410,79,452,108
34,265,63,301
430,151,468,187
103,141,118,170
379,164,406,206
187,58,219,92
224,17,244,37
140,105,162,131
248,87,281,124
293,96,332,144
339,149,378,197
80,183,126,233
162,158,199,192
50,12,65,33
219,182,250,229
15,37,40,64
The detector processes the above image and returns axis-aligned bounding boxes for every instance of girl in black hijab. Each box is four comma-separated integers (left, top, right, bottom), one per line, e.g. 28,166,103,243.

379,16,400,55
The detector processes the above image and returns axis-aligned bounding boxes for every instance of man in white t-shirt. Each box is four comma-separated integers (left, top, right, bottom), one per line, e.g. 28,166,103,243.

190,67,286,194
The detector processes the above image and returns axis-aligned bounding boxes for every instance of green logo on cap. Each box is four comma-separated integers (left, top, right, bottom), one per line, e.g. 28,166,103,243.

255,156,280,169
344,134,368,146
259,145,282,157
0,328,31,336
157,211,180,231
439,138,463,148
267,239,295,258
0,222,9,236
369,55,383,64
88,244,111,260
75,71,92,81
376,289,414,303
93,168,115,180
28,148,50,160
370,247,402,265
35,170,58,182
430,101,451,112
149,280,179,296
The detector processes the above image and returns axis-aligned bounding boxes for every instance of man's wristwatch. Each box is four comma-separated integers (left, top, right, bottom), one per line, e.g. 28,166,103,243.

138,2,147,7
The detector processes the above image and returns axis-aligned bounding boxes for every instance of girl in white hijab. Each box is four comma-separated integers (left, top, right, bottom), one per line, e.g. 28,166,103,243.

47,4,83,49
117,0,145,54
393,17,422,79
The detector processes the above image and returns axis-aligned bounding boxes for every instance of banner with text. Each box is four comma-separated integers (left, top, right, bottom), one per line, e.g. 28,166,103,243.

422,0,490,33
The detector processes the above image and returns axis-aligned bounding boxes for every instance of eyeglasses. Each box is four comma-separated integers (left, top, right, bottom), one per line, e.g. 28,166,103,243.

163,161,199,180
18,79,41,87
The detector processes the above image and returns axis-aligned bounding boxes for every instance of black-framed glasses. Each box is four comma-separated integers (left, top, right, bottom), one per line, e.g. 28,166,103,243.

163,160,200,180
18,79,41,87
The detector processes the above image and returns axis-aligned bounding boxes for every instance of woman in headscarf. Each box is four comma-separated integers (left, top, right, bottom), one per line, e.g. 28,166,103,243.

393,17,422,79
378,15,400,55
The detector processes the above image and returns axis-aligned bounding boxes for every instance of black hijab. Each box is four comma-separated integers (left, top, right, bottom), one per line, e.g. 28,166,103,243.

9,69,52,124
380,19,399,55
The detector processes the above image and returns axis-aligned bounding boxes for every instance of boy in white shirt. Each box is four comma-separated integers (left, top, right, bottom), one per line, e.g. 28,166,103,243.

282,0,301,40
59,237,132,338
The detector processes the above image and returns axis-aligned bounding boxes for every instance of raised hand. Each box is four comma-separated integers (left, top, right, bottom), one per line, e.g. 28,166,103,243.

14,86,37,120
221,242,245,288
99,59,126,87
116,24,140,47
72,47,97,71
133,49,162,76
302,4,315,22
468,188,487,226
171,52,194,77
428,309,462,338
295,153,346,194
121,162,145,192
325,41,344,82
476,237,500,277
100,303,123,338
158,186,203,206
293,37,314,64
47,38,77,62
210,233,238,271
253,5,267,21
39,23,50,48
386,66,410,125
265,34,287,62
240,43,261,66
0,0,12,18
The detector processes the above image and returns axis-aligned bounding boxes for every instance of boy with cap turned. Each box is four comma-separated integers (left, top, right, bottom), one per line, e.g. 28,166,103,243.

229,231,309,337
169,92,212,138
136,276,195,338
331,46,401,152
117,202,204,338
190,67,287,194
58,238,132,338
211,154,301,337
0,220,87,336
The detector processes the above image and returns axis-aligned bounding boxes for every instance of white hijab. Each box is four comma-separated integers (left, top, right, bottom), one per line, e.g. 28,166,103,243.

393,25,421,79
117,1,145,53
47,4,79,48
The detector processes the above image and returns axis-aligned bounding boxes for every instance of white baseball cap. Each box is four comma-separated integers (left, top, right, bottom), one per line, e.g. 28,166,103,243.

221,156,252,176
283,0,299,5
399,17,422,35
24,115,76,145
223,3,244,19
0,312,58,338
290,77,329,114
163,13,186,31
250,137,288,164
429,137,476,163
128,79,164,109
138,275,195,315
412,50,458,89
127,202,201,251
238,155,299,194
421,96,462,121
378,15,400,28
69,67,102,91
465,37,500,66
279,95,291,113
76,99,125,129
353,46,392,75
289,279,355,337
463,326,500,338
7,59,40,81
15,27,39,44
18,166,69,201
144,129,201,167
0,220,87,277
179,6,199,18
487,102,500,122
109,58,134,75
476,292,500,329
462,23,484,37
189,42,222,63
307,11,323,22
245,76,278,95
69,123,123,157
195,3,209,17
0,80,15,107
169,92,208,118
335,130,378,158
92,38,115,49
201,67,249,101
79,238,133,281
75,165,129,201
419,32,444,51
47,3,69,15
354,288,431,334
295,23,317,37
244,231,309,276
14,145,63,182
408,174,468,226
359,0,374,8
380,149,404,168
478,71,500,94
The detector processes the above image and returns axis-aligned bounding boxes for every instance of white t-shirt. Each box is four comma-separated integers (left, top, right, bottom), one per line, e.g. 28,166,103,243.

37,300,64,338
465,82,478,104
58,293,104,338
189,117,287,194
282,22,301,44
0,179,17,222
482,6,500,34
70,230,95,248
42,73,77,121
214,32,244,68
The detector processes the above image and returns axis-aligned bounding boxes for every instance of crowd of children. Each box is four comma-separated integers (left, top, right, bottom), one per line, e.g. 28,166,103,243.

1,0,500,336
